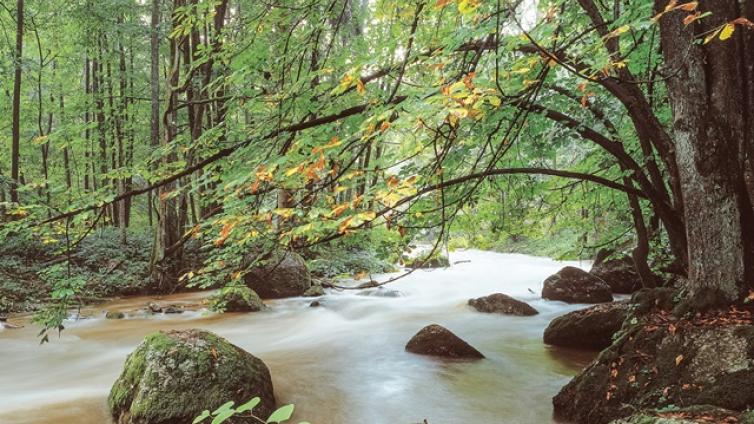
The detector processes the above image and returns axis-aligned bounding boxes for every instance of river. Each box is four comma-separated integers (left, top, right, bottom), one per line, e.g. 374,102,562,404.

0,250,595,424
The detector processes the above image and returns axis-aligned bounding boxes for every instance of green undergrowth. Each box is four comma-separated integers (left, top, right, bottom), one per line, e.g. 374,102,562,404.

0,228,153,314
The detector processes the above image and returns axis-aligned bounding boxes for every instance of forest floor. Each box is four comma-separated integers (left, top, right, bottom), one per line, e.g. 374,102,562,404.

0,229,159,314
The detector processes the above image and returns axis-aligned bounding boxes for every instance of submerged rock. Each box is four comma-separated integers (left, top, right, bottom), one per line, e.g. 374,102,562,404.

544,302,629,350
590,257,642,294
163,305,184,314
553,313,754,424
302,285,325,297
244,252,312,299
542,266,613,304
108,329,275,424
309,300,321,307
146,302,162,313
209,286,265,312
405,324,484,359
357,288,402,298
105,311,126,320
468,293,538,316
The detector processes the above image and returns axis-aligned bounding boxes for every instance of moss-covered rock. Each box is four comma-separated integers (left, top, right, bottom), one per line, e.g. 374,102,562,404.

209,286,265,312
108,329,275,424
553,311,754,424
542,266,613,304
244,251,312,299
544,302,629,350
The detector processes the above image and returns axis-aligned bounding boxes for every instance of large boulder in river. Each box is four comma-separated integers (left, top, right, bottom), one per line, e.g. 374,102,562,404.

405,324,484,359
591,257,642,294
553,313,754,424
108,329,275,424
542,266,613,304
468,293,538,316
244,251,311,299
544,302,629,350
209,285,266,312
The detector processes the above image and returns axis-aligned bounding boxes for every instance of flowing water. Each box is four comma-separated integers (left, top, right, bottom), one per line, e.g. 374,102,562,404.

0,250,596,424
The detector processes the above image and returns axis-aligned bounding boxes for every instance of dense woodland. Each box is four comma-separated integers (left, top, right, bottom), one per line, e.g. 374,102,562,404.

1,0,754,422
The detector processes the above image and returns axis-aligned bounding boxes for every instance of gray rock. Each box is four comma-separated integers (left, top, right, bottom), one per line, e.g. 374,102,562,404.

544,302,628,350
405,324,484,359
591,257,642,294
468,293,538,316
245,252,312,299
542,266,613,303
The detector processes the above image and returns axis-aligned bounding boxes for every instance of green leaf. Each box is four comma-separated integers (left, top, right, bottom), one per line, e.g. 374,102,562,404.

236,397,261,413
211,410,236,424
212,401,235,415
266,404,295,423
193,410,211,424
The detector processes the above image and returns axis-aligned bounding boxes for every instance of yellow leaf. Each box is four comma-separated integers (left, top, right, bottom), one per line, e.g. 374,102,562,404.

458,0,479,15
273,208,294,218
675,354,684,366
720,23,735,40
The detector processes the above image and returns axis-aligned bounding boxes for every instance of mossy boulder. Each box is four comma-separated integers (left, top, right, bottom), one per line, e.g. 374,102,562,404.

405,324,484,359
553,314,754,424
209,286,265,312
108,329,275,424
468,293,538,316
244,251,312,299
591,257,642,294
544,302,629,350
542,266,613,304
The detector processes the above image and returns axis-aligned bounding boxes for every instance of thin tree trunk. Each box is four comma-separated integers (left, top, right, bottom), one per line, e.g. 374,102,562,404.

10,0,24,204
148,0,161,228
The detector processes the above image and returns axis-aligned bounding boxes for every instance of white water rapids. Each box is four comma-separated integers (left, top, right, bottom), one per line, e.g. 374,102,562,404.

0,250,595,424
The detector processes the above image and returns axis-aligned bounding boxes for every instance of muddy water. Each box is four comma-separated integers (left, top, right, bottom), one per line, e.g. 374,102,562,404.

0,250,595,424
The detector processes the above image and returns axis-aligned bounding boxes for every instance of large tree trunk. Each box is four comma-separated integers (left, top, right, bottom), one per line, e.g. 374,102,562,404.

658,0,754,309
10,0,24,204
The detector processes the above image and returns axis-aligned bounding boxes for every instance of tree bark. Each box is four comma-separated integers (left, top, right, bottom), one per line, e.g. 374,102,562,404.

658,0,754,309
10,0,24,204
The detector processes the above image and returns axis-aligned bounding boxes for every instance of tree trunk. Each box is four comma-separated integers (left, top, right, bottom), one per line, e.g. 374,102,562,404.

658,0,754,309
148,0,161,228
10,0,24,204
151,0,184,289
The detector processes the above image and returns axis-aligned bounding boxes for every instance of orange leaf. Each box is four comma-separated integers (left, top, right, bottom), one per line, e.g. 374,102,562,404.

677,1,698,11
